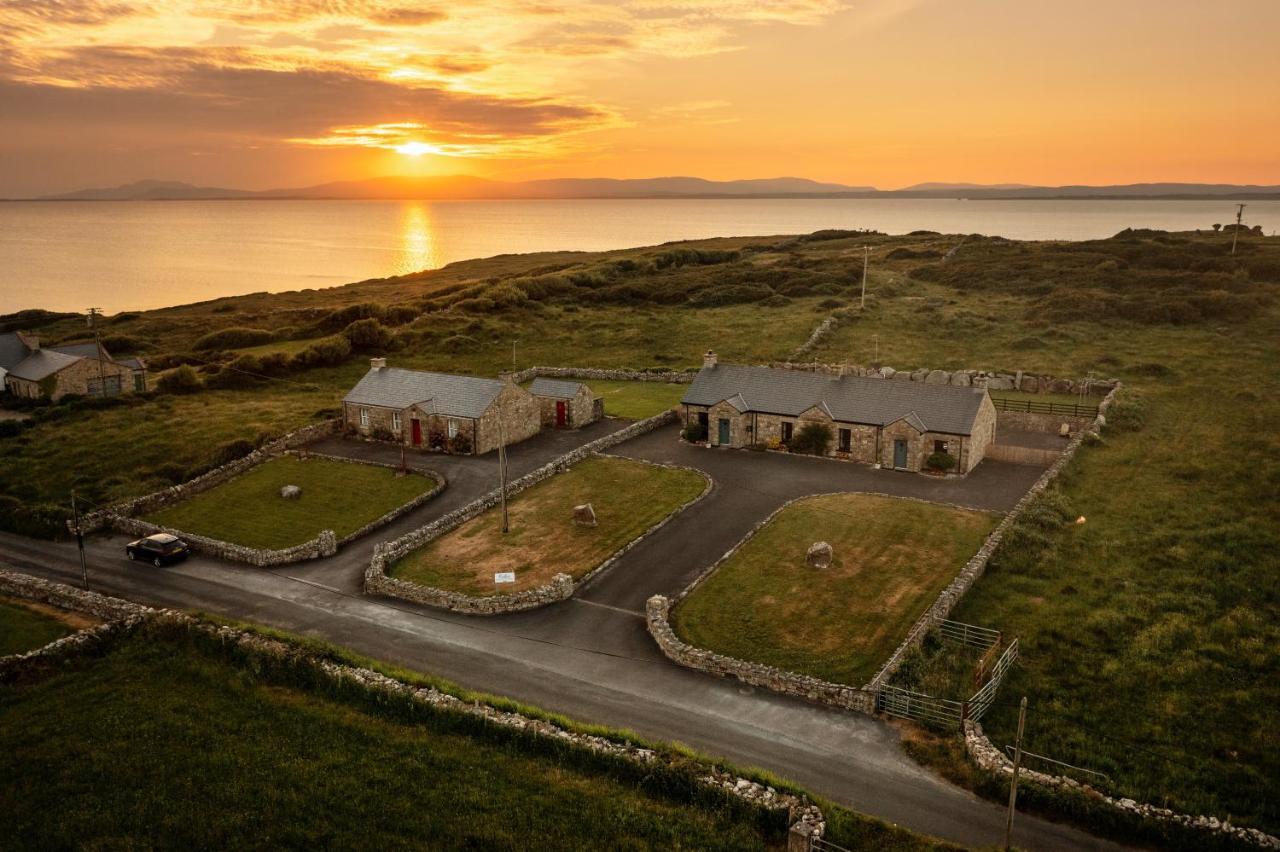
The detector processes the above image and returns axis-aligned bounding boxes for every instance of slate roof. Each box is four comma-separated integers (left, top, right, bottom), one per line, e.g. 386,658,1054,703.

529,378,586,399
6,349,81,382
0,333,28,371
682,363,988,435
51,342,106,360
343,367,505,419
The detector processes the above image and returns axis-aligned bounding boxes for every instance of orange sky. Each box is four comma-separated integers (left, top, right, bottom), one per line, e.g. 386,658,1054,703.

2,0,1278,195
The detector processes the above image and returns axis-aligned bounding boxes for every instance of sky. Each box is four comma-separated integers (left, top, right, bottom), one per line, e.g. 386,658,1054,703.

1,0,1278,196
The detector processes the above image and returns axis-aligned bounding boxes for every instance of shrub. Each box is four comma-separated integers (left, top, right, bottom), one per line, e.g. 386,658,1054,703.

427,430,446,450
1106,391,1147,432
192,327,274,350
209,439,256,467
447,432,472,454
0,495,67,539
343,318,395,352
370,425,396,442
682,423,708,443
312,303,385,334
442,335,478,353
926,451,957,472
294,335,351,368
156,365,203,394
382,305,419,326
787,422,832,455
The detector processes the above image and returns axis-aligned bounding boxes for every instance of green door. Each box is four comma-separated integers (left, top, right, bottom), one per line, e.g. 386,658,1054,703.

718,418,731,445
893,439,909,468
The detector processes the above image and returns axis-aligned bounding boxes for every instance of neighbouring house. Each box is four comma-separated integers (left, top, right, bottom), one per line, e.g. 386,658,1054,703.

529,378,603,429
681,351,996,474
342,358,541,455
0,331,148,401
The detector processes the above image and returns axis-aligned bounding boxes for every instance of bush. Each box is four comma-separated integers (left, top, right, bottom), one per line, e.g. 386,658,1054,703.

447,432,472,455
682,423,708,443
926,451,957,472
312,303,385,334
427,430,446,450
442,335,478,353
0,495,67,539
192,327,274,350
370,425,396,442
1106,391,1147,432
342,318,395,352
209,439,257,468
294,336,351,368
156,365,203,394
787,422,832,455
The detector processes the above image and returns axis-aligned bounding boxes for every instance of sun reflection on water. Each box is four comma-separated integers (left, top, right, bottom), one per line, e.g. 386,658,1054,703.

399,203,437,274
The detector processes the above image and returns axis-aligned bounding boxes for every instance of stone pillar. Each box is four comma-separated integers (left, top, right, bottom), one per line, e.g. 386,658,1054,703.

317,529,338,557
787,820,820,852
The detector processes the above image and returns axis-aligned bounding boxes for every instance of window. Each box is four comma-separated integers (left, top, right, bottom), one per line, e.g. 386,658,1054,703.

447,419,459,438
781,422,794,443
133,372,146,393
839,428,851,452
697,411,709,427
934,439,948,454
359,408,369,428
392,412,402,432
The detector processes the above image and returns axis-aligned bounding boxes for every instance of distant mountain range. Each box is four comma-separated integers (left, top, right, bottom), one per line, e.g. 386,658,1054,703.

24,176,1280,201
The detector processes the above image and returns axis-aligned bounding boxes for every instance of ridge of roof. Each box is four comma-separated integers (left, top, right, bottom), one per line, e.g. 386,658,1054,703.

343,366,506,419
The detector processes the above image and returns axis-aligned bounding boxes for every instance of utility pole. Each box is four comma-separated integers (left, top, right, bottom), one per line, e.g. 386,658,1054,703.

873,334,879,365
87,307,108,398
1231,204,1246,255
497,416,509,534
71,490,89,591
1004,696,1028,851
512,338,519,370
860,246,869,309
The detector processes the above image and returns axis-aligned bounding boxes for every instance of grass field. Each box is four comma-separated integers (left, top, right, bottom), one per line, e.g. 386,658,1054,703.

0,637,786,850
0,596,92,656
672,494,998,686
393,456,705,595
145,455,436,549
564,378,688,420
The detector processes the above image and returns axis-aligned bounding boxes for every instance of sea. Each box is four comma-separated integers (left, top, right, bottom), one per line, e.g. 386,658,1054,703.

1,198,1276,314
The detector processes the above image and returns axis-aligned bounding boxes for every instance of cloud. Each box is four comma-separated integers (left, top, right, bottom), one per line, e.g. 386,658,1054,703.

190,1,446,26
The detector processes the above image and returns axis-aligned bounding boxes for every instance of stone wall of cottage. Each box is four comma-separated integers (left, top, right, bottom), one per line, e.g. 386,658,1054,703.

534,385,597,429
964,394,998,471
7,356,135,401
473,381,541,455
705,400,749,446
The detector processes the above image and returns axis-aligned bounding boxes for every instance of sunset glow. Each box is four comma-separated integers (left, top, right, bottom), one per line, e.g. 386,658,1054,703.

0,0,1277,195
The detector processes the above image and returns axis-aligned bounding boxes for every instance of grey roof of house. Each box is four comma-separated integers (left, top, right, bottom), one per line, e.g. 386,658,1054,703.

51,342,109,361
6,349,81,382
682,363,988,435
0,333,29,371
529,378,586,399
343,367,505,419
117,357,145,370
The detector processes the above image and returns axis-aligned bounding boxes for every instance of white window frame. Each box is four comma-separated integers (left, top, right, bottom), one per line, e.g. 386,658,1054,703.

359,407,369,428
447,419,459,438
392,411,402,432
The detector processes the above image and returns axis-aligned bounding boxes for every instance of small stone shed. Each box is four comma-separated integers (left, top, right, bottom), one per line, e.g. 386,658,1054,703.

681,352,996,474
343,359,541,455
529,378,602,429
0,332,147,401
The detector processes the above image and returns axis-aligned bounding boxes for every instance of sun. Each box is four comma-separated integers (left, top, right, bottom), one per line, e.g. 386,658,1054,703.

394,141,438,157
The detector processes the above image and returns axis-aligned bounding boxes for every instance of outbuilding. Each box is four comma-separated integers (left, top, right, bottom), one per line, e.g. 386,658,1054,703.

529,378,602,428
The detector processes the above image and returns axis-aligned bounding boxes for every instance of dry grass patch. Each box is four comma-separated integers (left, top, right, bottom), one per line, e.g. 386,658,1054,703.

391,456,706,596
672,494,998,686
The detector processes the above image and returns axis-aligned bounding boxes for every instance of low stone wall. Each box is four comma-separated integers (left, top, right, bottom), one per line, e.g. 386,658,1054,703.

984,444,1063,467
365,410,685,614
111,516,339,568
864,384,1121,693
789,315,839,360
964,721,1279,850
510,366,696,385
997,410,1093,434
0,568,828,847
292,450,446,547
769,361,1118,397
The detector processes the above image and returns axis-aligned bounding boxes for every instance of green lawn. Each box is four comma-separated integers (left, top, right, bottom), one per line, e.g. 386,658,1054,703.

145,455,436,549
393,456,705,595
673,494,998,686
0,596,85,656
582,379,688,420
0,637,779,850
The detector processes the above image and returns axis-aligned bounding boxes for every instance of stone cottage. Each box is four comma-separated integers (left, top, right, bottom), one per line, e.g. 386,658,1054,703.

0,332,147,401
342,359,541,455
681,352,996,474
529,378,602,429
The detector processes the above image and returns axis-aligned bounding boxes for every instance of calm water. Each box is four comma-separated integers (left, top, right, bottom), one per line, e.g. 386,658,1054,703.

2,198,1276,314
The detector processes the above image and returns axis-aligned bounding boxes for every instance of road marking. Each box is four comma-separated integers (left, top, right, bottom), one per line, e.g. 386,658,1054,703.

573,598,643,618
280,576,345,595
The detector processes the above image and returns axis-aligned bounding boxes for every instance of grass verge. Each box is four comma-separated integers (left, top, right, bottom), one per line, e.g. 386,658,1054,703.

0,595,93,656
672,494,998,686
145,455,436,549
392,456,705,595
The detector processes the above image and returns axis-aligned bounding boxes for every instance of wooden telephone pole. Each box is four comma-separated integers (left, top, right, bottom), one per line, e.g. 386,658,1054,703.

1231,204,1246,255
1004,696,1028,851
87,307,109,398
71,490,89,590
498,417,510,534
861,246,869,308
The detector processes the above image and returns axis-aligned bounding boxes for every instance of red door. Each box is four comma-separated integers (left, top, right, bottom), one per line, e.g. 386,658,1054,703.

411,419,422,446
555,400,567,427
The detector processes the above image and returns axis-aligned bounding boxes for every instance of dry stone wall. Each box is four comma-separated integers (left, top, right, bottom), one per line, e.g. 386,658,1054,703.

964,721,1279,850
510,366,696,385
365,411,694,614
0,568,828,847
769,361,1118,397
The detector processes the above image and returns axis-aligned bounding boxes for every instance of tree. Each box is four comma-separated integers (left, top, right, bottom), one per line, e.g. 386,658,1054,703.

788,422,832,455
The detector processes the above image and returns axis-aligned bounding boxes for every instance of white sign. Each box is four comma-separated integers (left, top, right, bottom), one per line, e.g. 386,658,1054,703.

494,572,516,584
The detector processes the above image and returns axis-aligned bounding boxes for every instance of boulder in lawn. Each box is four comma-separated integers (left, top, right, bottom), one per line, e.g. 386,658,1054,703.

573,503,597,527
280,485,302,500
806,541,833,569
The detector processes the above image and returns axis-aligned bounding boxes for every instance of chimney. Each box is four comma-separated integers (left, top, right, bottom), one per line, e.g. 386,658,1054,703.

703,350,718,370
370,357,387,369
19,332,39,351
498,370,515,385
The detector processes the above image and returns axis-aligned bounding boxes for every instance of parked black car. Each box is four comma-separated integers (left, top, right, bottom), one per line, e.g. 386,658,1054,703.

125,533,189,566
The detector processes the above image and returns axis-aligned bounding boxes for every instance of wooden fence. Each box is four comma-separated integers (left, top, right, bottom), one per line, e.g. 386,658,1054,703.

992,396,1099,418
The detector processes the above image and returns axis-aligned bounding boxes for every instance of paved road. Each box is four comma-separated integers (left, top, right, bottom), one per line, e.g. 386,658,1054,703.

0,424,1122,851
